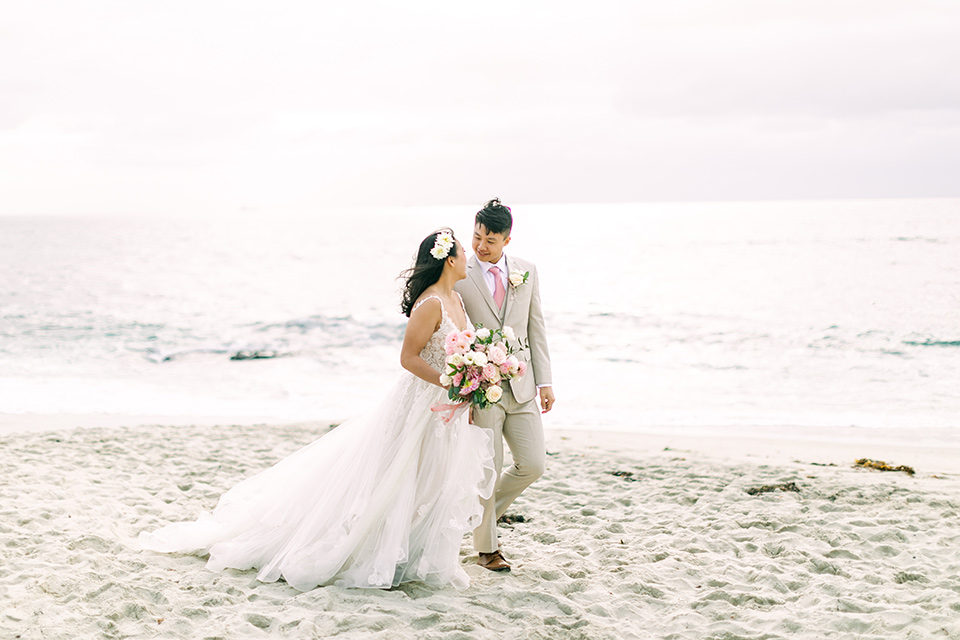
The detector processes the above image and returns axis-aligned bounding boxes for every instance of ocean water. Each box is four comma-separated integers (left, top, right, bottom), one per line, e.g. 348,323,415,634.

1,199,958,432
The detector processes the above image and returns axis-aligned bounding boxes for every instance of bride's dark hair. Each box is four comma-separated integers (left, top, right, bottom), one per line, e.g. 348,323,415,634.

400,228,460,317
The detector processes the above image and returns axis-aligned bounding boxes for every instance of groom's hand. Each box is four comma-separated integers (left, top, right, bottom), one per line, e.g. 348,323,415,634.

538,387,555,414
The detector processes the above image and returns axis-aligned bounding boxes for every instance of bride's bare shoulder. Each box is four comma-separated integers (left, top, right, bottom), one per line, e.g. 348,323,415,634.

409,293,443,333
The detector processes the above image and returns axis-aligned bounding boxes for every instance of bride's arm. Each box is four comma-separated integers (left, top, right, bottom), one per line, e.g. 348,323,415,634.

400,298,446,387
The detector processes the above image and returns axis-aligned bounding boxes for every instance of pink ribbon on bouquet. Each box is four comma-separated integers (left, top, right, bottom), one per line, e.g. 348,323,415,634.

431,401,469,425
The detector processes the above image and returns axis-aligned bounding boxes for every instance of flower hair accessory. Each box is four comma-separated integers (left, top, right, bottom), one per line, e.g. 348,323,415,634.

430,231,454,260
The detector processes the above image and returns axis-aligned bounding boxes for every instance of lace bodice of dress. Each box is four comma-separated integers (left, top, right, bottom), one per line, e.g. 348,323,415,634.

413,294,470,371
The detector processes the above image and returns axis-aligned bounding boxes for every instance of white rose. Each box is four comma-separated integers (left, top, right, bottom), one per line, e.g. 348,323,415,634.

447,353,464,367
485,385,503,403
473,351,488,366
506,355,519,373
476,327,491,340
509,271,525,287
439,374,452,386
502,326,516,341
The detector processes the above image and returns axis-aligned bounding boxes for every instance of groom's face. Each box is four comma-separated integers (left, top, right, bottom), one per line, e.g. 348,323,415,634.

472,223,511,264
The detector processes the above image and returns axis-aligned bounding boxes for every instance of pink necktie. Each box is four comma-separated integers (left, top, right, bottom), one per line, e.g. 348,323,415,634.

489,265,505,309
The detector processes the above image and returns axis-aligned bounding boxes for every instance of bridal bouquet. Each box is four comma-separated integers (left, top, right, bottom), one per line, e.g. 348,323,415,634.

435,326,526,416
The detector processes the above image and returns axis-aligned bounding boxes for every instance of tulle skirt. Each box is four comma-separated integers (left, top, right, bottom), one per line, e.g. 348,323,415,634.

139,373,495,591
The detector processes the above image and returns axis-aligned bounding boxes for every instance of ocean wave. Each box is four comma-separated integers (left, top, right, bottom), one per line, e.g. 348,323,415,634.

124,315,407,364
893,236,945,243
127,345,233,364
902,339,960,348
253,315,404,346
809,329,960,354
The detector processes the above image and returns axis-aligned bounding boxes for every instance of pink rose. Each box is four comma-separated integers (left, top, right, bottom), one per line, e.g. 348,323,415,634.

482,363,500,382
453,372,463,387
487,345,507,365
499,362,511,375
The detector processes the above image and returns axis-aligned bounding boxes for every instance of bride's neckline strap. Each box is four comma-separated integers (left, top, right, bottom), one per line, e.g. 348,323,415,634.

412,294,469,330
412,295,445,315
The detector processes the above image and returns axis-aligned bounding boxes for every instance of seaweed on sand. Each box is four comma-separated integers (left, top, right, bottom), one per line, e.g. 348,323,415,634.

607,470,639,482
745,482,801,496
854,458,915,476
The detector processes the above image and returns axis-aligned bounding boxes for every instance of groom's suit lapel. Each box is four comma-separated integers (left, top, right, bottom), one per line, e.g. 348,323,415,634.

500,256,512,322
467,256,502,322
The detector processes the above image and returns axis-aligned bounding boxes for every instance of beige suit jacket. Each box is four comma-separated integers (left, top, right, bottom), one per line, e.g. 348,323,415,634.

455,255,552,405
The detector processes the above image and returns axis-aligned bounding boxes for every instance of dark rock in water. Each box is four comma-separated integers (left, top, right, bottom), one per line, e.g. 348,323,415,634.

746,482,801,496
230,350,280,361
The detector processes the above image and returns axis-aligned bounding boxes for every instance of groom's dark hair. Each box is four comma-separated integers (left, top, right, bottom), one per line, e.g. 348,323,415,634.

476,198,512,237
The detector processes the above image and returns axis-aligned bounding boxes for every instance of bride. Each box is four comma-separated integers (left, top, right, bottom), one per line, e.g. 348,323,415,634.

139,229,495,591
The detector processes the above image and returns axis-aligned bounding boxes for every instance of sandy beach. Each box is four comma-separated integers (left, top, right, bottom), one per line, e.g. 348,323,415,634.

2,419,959,639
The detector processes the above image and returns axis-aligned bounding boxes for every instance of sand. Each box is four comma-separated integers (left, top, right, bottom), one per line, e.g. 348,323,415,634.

2,420,959,639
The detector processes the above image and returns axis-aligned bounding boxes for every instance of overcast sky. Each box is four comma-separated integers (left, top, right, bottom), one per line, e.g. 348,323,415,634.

2,0,959,215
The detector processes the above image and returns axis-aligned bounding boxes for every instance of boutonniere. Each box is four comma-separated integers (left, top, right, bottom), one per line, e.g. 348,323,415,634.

508,269,529,289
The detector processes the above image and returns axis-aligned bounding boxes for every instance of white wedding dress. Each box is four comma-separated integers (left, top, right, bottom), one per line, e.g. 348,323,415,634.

139,295,495,591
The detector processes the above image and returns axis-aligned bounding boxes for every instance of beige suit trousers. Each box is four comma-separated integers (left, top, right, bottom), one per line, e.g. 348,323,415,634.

471,385,546,553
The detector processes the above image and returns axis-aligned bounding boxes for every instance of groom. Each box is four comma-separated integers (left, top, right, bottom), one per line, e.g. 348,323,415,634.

455,198,555,572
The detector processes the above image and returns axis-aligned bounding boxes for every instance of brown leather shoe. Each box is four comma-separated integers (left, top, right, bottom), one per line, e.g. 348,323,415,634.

478,550,511,572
